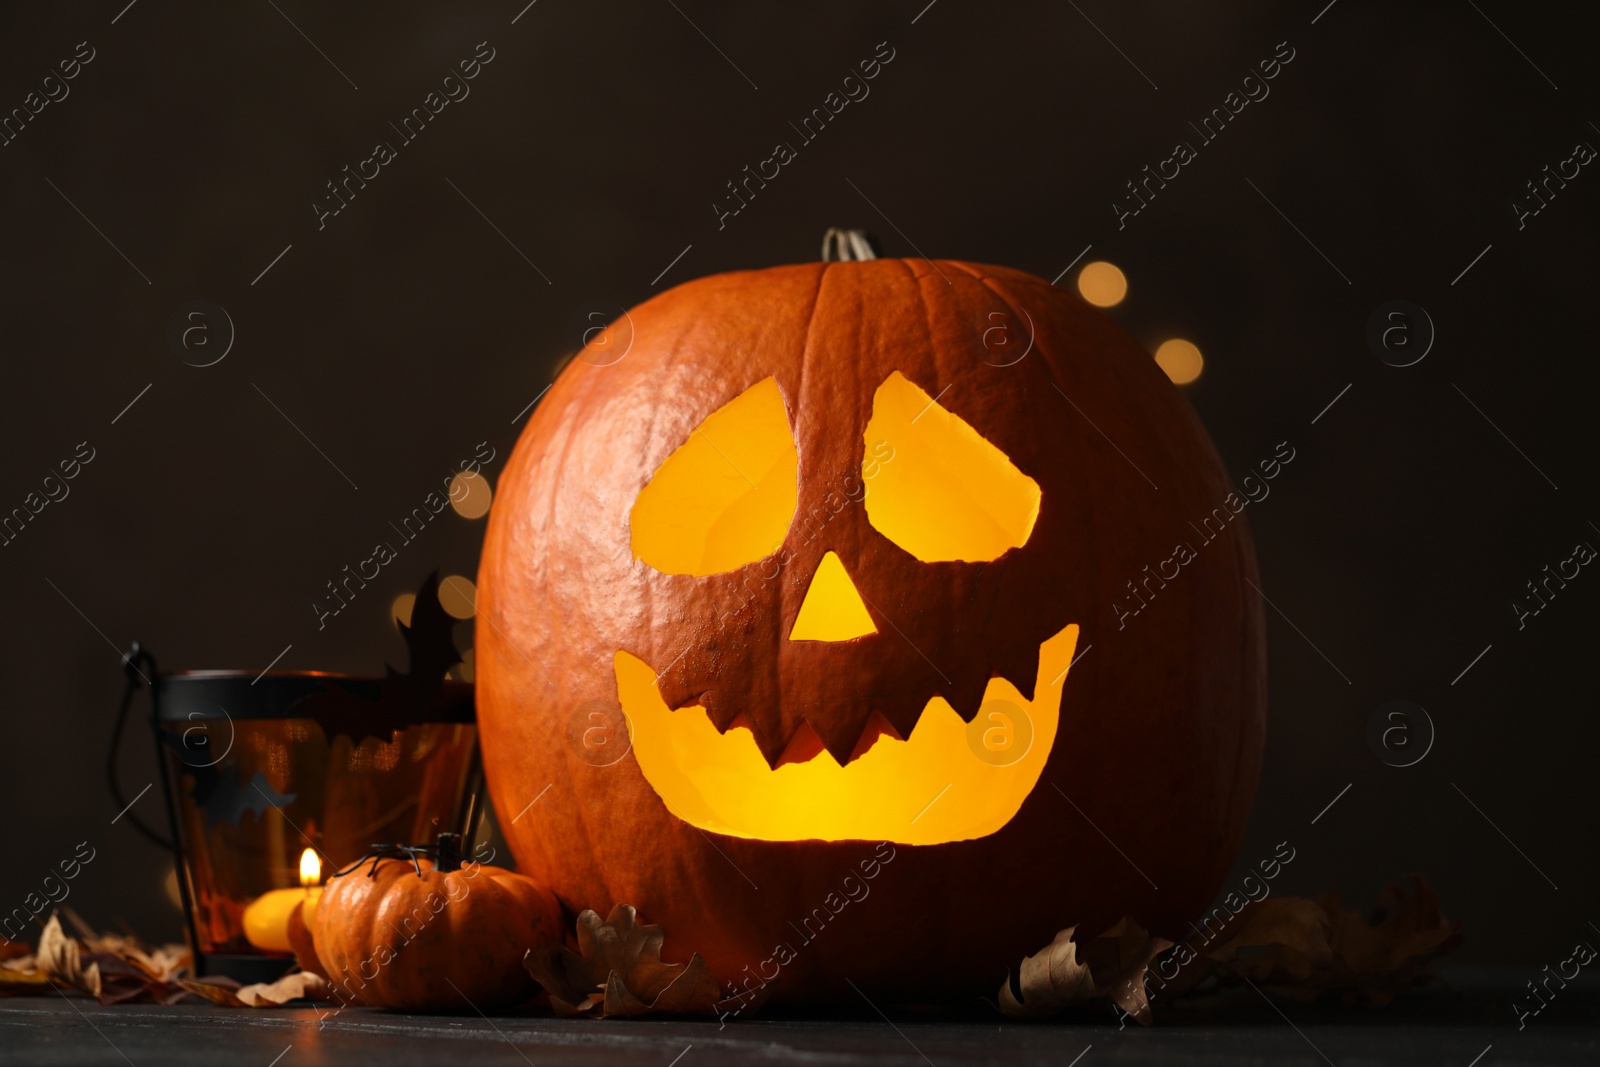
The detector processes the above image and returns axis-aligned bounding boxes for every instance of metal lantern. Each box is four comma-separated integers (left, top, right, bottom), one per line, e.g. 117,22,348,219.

109,580,484,983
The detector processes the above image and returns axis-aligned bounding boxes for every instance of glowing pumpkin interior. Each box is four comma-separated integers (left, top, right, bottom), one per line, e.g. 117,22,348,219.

863,371,1041,563
790,551,877,642
624,374,1069,845
629,376,798,577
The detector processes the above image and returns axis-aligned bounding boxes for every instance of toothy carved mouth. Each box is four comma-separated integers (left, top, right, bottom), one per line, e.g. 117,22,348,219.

614,623,1080,845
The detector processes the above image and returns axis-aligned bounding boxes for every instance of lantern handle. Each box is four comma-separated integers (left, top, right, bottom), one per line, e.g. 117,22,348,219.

108,642,172,848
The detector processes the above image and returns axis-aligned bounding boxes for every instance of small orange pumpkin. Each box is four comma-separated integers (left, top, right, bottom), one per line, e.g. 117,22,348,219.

286,899,327,980
313,833,563,1011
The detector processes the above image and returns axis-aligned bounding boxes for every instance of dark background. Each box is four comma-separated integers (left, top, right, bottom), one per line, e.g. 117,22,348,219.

2,0,1595,968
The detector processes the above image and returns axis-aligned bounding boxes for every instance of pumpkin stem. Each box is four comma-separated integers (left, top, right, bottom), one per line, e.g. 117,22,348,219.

821,228,878,262
433,832,463,873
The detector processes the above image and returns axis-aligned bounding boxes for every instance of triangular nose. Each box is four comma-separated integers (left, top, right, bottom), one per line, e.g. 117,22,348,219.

789,551,877,642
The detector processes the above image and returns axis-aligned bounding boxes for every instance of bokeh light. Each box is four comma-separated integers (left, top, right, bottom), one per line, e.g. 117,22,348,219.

1155,339,1204,385
449,471,493,519
447,648,476,683
439,575,477,619
391,593,415,627
1077,261,1127,307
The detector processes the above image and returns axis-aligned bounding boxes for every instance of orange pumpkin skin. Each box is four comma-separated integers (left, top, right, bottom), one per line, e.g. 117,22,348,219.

312,857,562,1011
477,258,1265,1002
286,899,327,980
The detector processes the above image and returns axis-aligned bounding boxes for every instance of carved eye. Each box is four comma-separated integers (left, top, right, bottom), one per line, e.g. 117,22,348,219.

862,372,1041,562
630,377,799,576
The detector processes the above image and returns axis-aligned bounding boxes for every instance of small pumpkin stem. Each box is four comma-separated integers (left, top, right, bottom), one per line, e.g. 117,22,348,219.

821,228,878,262
433,833,463,873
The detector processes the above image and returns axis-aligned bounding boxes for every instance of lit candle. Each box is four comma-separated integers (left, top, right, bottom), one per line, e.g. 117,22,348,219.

243,848,323,953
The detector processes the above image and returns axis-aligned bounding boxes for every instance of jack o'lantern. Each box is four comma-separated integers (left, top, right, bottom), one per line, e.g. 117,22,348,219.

477,237,1265,1003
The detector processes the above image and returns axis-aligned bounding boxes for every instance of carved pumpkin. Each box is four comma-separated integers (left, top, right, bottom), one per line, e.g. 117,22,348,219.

477,245,1265,1002
312,835,563,1011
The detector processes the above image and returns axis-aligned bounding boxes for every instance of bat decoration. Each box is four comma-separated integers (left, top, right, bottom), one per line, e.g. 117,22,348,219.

163,573,467,827
285,571,469,747
161,725,299,830
197,767,297,829
385,569,462,709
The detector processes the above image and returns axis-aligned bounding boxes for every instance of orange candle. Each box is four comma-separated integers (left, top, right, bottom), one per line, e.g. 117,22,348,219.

243,849,323,953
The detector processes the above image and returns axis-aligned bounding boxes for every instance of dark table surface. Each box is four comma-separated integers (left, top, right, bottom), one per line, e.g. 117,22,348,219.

1,968,1594,1066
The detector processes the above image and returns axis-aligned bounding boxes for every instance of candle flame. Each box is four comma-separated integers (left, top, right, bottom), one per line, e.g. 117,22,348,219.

299,848,321,887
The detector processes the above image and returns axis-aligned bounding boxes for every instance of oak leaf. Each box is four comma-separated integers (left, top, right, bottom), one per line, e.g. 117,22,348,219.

1157,895,1332,998
1312,875,1462,1006
997,920,1171,1024
996,926,1097,1018
1077,919,1173,1025
998,877,1460,1023
177,977,245,1007
37,915,100,997
1164,877,1458,1006
16,911,319,1007
524,905,724,1017
42,911,198,1005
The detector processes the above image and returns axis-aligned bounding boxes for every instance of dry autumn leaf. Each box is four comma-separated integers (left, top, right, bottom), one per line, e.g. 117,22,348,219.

37,915,101,997
239,972,331,1007
6,911,319,1008
1077,919,1174,1024
996,926,1097,1018
180,972,330,1008
1165,876,1459,1007
997,920,1171,1024
178,978,248,1008
1312,876,1462,1006
524,904,725,1018
34,914,197,1005
999,877,1460,1023
1155,895,1333,999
